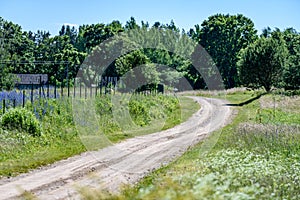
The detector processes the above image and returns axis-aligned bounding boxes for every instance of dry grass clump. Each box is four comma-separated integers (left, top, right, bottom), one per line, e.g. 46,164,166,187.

260,95,300,113
237,122,300,134
178,87,249,96
231,123,300,156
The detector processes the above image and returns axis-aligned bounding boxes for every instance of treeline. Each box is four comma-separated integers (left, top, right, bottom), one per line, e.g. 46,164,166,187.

0,14,299,91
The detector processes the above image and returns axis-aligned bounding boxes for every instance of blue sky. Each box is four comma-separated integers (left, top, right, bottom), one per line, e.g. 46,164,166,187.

1,0,299,35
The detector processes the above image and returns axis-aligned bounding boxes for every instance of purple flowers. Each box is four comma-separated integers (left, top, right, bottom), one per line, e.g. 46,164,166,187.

0,87,59,114
0,90,24,109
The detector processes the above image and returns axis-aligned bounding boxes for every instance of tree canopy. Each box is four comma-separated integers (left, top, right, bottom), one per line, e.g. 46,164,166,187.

0,15,299,91
190,14,258,88
238,32,288,91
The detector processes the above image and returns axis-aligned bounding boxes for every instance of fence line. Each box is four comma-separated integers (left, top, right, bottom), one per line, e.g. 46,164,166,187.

0,76,165,113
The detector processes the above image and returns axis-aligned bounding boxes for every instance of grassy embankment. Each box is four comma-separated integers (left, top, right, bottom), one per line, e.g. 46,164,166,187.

97,89,300,200
0,94,199,177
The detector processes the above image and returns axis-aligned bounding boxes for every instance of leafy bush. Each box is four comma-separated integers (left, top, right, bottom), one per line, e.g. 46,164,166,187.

95,95,113,116
129,99,151,126
0,108,41,136
94,94,180,127
128,95,180,127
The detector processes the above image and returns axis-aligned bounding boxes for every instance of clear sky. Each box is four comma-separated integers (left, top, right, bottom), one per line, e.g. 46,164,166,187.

1,0,299,35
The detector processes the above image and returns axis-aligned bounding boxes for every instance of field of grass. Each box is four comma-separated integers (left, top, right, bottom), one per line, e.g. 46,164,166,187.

100,89,300,200
0,94,199,177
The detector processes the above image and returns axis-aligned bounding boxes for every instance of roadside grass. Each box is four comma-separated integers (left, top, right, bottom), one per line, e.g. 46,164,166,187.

121,96,199,138
106,95,200,142
103,90,300,200
0,130,85,176
0,94,199,177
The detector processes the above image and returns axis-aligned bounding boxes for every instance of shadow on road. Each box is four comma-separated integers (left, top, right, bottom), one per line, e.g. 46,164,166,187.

224,92,267,107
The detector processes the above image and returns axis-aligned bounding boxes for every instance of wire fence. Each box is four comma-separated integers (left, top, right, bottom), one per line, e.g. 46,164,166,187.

0,79,112,112
0,76,164,114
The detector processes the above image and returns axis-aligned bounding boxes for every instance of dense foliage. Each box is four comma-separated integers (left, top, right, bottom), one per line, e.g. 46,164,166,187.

0,107,41,136
238,33,288,91
0,15,299,91
190,14,258,88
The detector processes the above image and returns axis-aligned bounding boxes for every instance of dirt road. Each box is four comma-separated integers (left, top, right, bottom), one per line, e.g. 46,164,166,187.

0,97,232,200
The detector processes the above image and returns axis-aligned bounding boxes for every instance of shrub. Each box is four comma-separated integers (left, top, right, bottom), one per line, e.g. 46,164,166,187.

129,99,151,126
95,95,113,116
0,108,42,136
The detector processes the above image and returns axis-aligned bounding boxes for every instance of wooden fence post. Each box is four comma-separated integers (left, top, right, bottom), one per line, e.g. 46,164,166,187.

23,90,25,107
73,79,76,98
80,82,82,98
95,81,98,97
90,86,92,98
54,81,57,99
39,76,42,99
31,83,34,103
2,99,5,113
61,82,63,97
85,85,87,99
47,82,50,98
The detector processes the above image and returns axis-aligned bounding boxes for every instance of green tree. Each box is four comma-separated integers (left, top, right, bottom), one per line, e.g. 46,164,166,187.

139,22,196,89
46,35,86,84
0,17,35,89
282,28,300,90
59,25,77,45
115,50,160,91
125,17,140,30
77,23,106,52
76,21,124,53
261,27,272,38
26,31,86,84
194,14,257,88
237,34,288,92
115,50,149,76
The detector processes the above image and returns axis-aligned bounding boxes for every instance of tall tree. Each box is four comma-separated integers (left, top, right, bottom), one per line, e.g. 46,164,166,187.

187,24,201,41
77,23,106,52
0,17,36,89
125,17,140,30
281,28,300,89
59,25,77,45
0,18,15,89
261,27,272,38
194,14,257,88
237,33,288,91
76,21,124,53
115,50,160,91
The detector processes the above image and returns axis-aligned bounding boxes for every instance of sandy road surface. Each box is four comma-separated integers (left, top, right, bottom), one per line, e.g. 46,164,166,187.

0,97,232,200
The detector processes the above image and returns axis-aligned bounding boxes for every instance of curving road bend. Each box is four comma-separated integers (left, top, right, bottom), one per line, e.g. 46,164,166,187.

0,97,232,200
